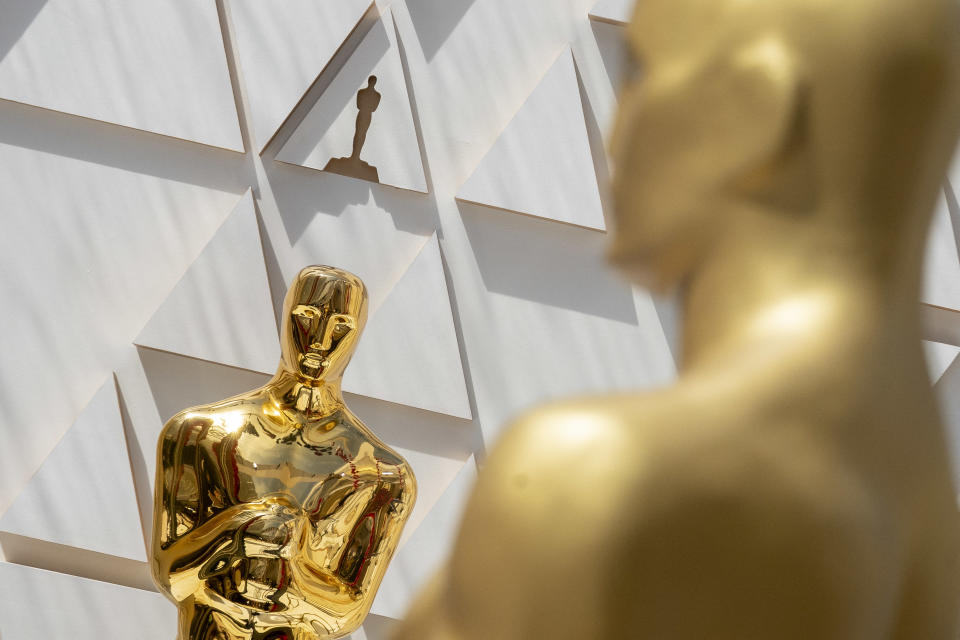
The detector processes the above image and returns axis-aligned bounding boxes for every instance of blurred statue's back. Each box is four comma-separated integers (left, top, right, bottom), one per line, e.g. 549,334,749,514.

396,0,960,638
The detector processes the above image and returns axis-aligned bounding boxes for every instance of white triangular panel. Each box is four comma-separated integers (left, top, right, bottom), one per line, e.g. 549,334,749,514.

231,0,374,150
924,341,960,384
457,49,605,231
135,191,280,374
0,380,145,562
0,563,175,639
393,450,473,548
936,356,960,494
277,10,427,193
923,186,960,311
371,456,477,619
346,234,471,418
589,0,634,25
347,614,400,639
0,1,241,150
0,131,245,518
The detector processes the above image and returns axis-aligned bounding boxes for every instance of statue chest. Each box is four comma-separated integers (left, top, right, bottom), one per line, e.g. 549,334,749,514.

197,426,406,514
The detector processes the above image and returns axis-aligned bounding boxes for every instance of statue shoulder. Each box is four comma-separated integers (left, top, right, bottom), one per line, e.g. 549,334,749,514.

339,410,414,472
158,395,261,444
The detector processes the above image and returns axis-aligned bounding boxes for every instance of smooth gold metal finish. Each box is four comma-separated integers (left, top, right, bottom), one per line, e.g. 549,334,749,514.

397,1,960,638
151,266,416,640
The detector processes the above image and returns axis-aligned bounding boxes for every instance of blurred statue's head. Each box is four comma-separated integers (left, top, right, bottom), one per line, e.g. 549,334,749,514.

280,266,368,383
610,0,960,289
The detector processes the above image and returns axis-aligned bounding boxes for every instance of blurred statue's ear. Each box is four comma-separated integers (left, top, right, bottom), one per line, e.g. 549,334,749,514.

729,38,805,189
679,37,802,190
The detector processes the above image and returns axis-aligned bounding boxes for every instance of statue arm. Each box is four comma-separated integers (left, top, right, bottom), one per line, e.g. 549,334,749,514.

149,415,279,599
294,467,417,600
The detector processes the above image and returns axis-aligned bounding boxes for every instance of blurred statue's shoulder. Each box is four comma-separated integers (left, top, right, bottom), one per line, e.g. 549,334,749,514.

439,390,903,638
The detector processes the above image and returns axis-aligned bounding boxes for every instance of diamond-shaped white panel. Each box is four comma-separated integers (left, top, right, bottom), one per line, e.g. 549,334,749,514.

231,0,374,150
0,562,175,639
457,49,605,231
347,234,471,419
0,0,242,150
589,0,634,25
923,186,960,311
0,379,145,561
136,191,280,374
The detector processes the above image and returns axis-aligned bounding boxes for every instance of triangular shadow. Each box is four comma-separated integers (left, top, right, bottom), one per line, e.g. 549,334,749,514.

137,346,270,424
0,531,155,593
405,0,477,62
459,200,638,324
267,158,439,245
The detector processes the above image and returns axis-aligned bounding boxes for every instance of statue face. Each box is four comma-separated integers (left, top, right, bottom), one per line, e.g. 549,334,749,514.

281,266,368,381
609,2,739,288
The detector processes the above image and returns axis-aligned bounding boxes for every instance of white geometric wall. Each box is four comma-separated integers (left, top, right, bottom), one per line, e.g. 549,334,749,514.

0,1,957,638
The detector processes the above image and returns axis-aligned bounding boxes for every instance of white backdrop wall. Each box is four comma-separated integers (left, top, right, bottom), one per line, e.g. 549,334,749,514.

0,1,958,638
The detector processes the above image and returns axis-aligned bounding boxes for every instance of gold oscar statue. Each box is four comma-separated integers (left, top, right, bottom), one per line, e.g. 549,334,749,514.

150,266,416,640
397,0,960,638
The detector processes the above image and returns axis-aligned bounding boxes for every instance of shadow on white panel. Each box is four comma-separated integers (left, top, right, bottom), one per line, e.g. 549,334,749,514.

924,184,960,312
135,191,280,375
0,532,154,593
0,114,244,521
459,200,636,324
0,562,175,639
589,0,634,25
345,614,402,639
137,347,271,426
0,0,242,150
0,92,251,192
457,49,605,231
405,0,478,61
0,379,145,562
268,160,438,254
590,19,630,141
230,0,374,151
346,234,472,419
925,340,960,384
936,356,960,495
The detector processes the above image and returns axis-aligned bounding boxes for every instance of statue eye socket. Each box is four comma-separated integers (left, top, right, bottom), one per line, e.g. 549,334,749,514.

293,305,320,319
330,316,354,336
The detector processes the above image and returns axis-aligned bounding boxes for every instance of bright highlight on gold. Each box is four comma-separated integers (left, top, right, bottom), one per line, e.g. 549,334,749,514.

397,0,960,638
151,266,416,640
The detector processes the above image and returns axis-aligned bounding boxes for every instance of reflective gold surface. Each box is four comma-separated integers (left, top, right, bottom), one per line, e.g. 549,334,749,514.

151,266,416,640
397,1,960,638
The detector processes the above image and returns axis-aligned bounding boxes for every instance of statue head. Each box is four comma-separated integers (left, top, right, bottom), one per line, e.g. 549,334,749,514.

368,75,378,88
610,0,960,290
280,266,369,383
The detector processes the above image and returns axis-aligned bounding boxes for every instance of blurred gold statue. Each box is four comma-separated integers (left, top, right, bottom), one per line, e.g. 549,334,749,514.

151,266,416,640
397,0,960,638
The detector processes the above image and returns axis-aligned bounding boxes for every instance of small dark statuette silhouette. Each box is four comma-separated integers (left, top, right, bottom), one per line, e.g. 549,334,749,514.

325,75,381,183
